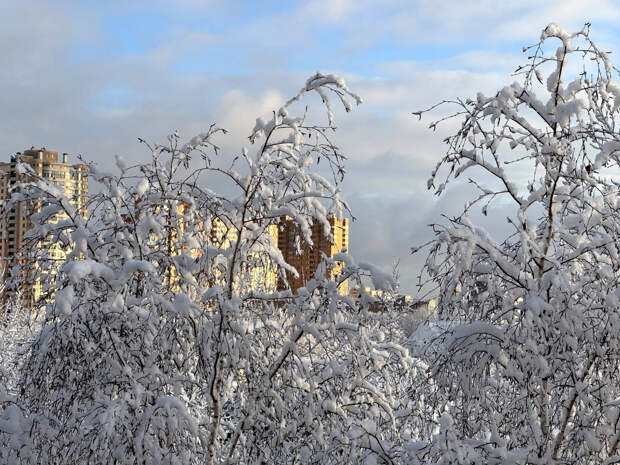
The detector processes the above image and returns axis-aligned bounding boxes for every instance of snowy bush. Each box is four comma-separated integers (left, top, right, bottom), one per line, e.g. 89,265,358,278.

0,295,39,398
0,74,414,464
400,302,436,338
412,24,620,464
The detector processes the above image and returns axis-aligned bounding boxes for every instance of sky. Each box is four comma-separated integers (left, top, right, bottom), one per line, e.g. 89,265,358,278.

3,0,620,295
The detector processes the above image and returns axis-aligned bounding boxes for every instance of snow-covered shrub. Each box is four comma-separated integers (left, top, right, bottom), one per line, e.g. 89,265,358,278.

412,24,620,464
400,301,436,337
0,294,40,465
0,295,38,398
0,74,413,464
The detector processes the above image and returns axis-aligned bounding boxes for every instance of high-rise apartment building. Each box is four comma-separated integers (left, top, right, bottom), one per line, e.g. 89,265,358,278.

206,218,279,293
277,216,349,294
0,148,88,304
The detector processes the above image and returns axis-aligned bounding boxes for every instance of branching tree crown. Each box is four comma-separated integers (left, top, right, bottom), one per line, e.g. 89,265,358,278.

0,73,413,465
413,23,620,464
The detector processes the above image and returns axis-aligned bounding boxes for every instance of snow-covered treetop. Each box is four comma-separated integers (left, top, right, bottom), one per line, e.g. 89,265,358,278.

412,23,620,464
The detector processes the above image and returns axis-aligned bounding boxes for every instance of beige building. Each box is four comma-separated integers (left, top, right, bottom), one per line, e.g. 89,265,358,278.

206,218,279,293
277,216,349,294
158,210,280,294
171,213,346,295
0,148,88,305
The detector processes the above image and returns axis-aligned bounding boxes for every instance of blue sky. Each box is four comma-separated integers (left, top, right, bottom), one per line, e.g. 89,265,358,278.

66,1,540,77
4,0,620,293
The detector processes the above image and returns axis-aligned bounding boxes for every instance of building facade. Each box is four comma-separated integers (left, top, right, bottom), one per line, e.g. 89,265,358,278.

277,216,349,294
0,148,88,304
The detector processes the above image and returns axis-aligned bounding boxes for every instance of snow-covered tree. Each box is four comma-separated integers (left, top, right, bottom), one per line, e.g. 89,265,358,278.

0,291,38,398
412,24,620,464
0,73,413,465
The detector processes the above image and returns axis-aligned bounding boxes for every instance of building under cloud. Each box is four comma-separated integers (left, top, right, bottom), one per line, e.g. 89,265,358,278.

0,148,88,305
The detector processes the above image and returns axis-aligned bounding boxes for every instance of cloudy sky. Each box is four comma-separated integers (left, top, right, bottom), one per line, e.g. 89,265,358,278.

3,0,620,294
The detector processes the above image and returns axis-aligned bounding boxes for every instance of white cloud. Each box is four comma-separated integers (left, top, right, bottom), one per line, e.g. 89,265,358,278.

212,89,285,141
494,0,620,41
299,0,359,23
